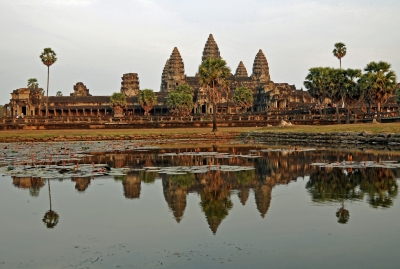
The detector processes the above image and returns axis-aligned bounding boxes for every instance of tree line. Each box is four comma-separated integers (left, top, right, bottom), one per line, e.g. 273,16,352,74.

304,43,398,123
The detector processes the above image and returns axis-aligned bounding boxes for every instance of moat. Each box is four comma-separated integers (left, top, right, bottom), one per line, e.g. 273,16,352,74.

1,146,399,269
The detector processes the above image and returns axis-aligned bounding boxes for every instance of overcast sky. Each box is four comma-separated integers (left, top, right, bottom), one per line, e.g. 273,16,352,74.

0,0,399,102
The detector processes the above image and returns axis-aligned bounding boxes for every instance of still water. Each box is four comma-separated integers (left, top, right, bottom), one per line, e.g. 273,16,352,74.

1,147,400,269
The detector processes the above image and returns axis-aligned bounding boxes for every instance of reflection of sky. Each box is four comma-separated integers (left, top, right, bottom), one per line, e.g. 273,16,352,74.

1,174,400,268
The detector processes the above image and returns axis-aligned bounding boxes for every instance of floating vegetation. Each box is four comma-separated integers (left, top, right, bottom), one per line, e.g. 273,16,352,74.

143,165,255,175
311,161,400,169
0,164,130,179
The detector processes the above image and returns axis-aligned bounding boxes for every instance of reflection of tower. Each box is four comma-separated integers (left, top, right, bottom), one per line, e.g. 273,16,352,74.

162,178,187,222
12,176,44,197
238,188,250,205
123,173,141,199
72,177,91,192
113,155,126,168
254,185,272,218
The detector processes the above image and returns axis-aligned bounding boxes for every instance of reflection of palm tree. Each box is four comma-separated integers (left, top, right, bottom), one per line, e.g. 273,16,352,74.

336,202,349,224
360,168,398,208
307,168,399,223
42,179,59,229
200,171,233,234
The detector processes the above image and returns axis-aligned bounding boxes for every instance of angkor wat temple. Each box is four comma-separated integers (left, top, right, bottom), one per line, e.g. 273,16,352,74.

4,34,315,118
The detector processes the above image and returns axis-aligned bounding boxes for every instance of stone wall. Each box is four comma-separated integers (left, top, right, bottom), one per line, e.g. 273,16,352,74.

242,131,400,148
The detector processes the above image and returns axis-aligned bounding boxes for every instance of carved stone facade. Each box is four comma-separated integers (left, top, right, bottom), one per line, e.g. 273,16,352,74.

235,61,248,77
160,47,186,92
202,34,221,62
11,34,395,118
71,82,91,97
121,73,140,97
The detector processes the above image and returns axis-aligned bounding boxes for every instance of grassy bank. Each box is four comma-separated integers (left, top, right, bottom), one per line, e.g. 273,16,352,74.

0,127,256,139
0,123,398,140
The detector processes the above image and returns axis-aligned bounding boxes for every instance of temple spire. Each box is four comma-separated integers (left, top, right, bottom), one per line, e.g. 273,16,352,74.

251,49,270,82
202,34,221,62
160,47,185,92
160,59,170,92
235,61,248,77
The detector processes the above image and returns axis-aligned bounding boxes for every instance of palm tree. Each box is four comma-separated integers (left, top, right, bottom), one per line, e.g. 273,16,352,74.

343,68,362,123
27,78,39,89
333,42,347,69
362,61,397,120
39,48,57,117
138,89,157,116
42,179,59,229
304,67,330,115
197,57,231,132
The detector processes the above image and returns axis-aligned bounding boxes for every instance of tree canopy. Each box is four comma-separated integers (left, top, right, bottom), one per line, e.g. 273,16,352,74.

167,84,194,116
110,92,127,107
56,91,63,97
139,89,157,116
27,78,39,89
361,61,397,116
233,86,254,111
197,57,231,132
333,42,347,69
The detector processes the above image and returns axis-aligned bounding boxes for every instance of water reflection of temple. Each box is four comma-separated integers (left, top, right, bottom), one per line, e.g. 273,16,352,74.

72,176,91,192
12,176,44,197
9,149,400,233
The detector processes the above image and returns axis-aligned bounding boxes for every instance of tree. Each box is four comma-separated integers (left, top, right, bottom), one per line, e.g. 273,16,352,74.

333,42,347,69
304,67,330,115
197,57,231,132
396,84,400,105
362,61,397,120
342,69,363,123
138,89,157,116
39,48,57,117
110,92,127,117
325,68,363,124
233,86,254,113
27,78,39,89
56,91,63,96
167,84,194,116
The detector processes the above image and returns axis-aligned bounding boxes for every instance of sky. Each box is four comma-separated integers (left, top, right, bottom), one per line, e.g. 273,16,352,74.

0,0,399,102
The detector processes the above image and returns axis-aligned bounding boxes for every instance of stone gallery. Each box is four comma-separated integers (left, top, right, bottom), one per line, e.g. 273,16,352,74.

4,34,317,118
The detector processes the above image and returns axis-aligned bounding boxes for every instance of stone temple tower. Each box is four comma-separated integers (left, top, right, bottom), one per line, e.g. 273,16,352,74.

160,47,186,92
235,61,249,77
251,49,270,83
202,34,221,62
121,73,140,97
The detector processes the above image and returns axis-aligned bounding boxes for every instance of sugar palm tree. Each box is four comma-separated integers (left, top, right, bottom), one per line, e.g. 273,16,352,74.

333,42,347,69
27,78,39,89
40,48,57,117
197,57,231,132
138,89,157,116
362,61,397,120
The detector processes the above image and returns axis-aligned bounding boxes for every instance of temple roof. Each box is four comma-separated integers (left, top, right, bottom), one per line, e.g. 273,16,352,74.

168,47,185,76
251,49,270,83
202,34,221,62
235,61,248,77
